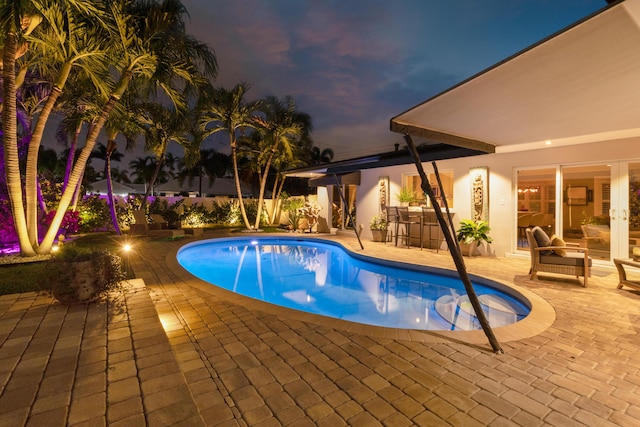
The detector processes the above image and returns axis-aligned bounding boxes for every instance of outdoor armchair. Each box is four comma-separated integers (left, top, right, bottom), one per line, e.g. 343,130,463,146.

526,226,591,287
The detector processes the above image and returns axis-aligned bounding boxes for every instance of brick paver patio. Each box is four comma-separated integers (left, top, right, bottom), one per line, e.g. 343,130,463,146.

0,229,639,426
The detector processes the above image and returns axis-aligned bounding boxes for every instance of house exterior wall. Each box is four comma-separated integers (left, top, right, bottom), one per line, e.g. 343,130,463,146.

356,138,639,257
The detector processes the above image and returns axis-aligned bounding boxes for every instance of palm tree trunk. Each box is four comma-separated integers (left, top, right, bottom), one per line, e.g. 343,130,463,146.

269,175,281,225
70,170,83,211
231,137,251,229
105,139,121,234
25,85,63,246
2,31,35,256
141,155,164,209
254,151,275,229
274,175,287,222
37,181,47,214
63,123,82,194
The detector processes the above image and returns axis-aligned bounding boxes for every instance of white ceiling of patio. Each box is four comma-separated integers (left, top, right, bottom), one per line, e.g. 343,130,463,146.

391,0,640,155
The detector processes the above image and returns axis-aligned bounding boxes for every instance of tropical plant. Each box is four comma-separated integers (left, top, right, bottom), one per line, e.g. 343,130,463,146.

200,83,262,230
77,194,111,232
250,95,305,229
137,103,188,207
181,203,212,228
456,219,493,245
282,196,305,231
396,187,417,204
369,214,388,230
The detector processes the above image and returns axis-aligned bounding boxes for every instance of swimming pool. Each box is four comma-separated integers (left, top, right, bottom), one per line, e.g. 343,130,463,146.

176,237,530,331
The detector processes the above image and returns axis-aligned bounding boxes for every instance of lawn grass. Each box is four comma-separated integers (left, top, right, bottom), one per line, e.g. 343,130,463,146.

0,262,51,296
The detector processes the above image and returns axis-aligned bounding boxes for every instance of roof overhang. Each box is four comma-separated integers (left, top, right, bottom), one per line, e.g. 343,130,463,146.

391,0,640,154
308,172,361,187
286,142,485,179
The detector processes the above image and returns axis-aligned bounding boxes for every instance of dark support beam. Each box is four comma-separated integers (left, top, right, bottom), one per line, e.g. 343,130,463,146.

403,134,503,354
391,122,495,154
333,174,364,250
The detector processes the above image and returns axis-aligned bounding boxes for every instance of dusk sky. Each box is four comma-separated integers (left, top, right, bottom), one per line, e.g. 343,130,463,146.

181,0,607,161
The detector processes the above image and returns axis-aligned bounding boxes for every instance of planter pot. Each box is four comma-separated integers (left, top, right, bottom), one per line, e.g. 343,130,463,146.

50,252,123,304
371,229,388,242
183,227,204,236
52,259,107,304
459,242,480,257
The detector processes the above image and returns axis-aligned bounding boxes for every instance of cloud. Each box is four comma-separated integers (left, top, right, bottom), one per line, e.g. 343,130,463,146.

181,0,605,161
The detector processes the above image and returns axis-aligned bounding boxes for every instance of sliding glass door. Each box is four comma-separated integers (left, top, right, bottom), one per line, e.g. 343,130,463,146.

516,168,556,250
516,161,640,261
561,164,612,261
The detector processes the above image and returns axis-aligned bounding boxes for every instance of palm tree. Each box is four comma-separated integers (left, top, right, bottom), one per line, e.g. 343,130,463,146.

310,146,334,165
129,156,157,185
54,75,102,208
268,146,306,225
110,168,130,184
45,1,215,253
138,103,188,207
201,83,261,229
251,95,311,229
3,0,216,255
22,1,108,248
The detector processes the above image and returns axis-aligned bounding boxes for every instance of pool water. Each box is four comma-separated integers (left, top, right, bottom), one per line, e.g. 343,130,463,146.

176,237,530,331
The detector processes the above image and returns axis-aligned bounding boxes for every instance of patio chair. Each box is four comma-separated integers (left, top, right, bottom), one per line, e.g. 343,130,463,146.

580,224,610,251
525,227,591,287
130,209,185,238
129,210,149,235
149,214,168,230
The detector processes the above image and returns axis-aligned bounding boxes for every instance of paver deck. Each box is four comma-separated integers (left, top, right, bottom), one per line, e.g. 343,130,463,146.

1,229,639,426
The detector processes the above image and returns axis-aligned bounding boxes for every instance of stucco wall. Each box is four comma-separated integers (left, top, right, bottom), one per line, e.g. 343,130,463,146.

356,137,639,257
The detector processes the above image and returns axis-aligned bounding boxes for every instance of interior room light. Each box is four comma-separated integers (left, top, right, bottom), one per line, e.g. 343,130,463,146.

517,186,539,194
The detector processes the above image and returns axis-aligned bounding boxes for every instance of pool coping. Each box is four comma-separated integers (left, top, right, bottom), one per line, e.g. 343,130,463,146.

167,235,556,347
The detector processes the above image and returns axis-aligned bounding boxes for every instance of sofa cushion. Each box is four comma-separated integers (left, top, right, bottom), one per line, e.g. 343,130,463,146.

540,252,592,267
551,236,567,257
532,226,552,255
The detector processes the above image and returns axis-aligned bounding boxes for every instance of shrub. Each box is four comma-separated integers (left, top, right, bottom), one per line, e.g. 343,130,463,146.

44,209,81,235
77,194,111,231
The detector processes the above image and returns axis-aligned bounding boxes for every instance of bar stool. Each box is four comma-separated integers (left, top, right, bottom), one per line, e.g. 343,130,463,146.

396,206,421,247
385,206,399,244
421,207,440,252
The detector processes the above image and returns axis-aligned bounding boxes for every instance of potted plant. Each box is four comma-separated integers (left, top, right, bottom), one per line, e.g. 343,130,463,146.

282,197,305,232
456,219,493,256
396,187,416,206
49,245,125,304
300,201,321,233
370,214,388,242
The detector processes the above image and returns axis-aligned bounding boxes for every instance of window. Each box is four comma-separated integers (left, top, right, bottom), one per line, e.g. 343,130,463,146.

403,171,454,208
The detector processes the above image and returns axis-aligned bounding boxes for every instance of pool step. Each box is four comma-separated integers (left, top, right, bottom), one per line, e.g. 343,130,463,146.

434,294,526,331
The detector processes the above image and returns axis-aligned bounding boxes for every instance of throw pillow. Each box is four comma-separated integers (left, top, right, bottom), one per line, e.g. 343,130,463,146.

532,226,552,255
551,236,567,257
